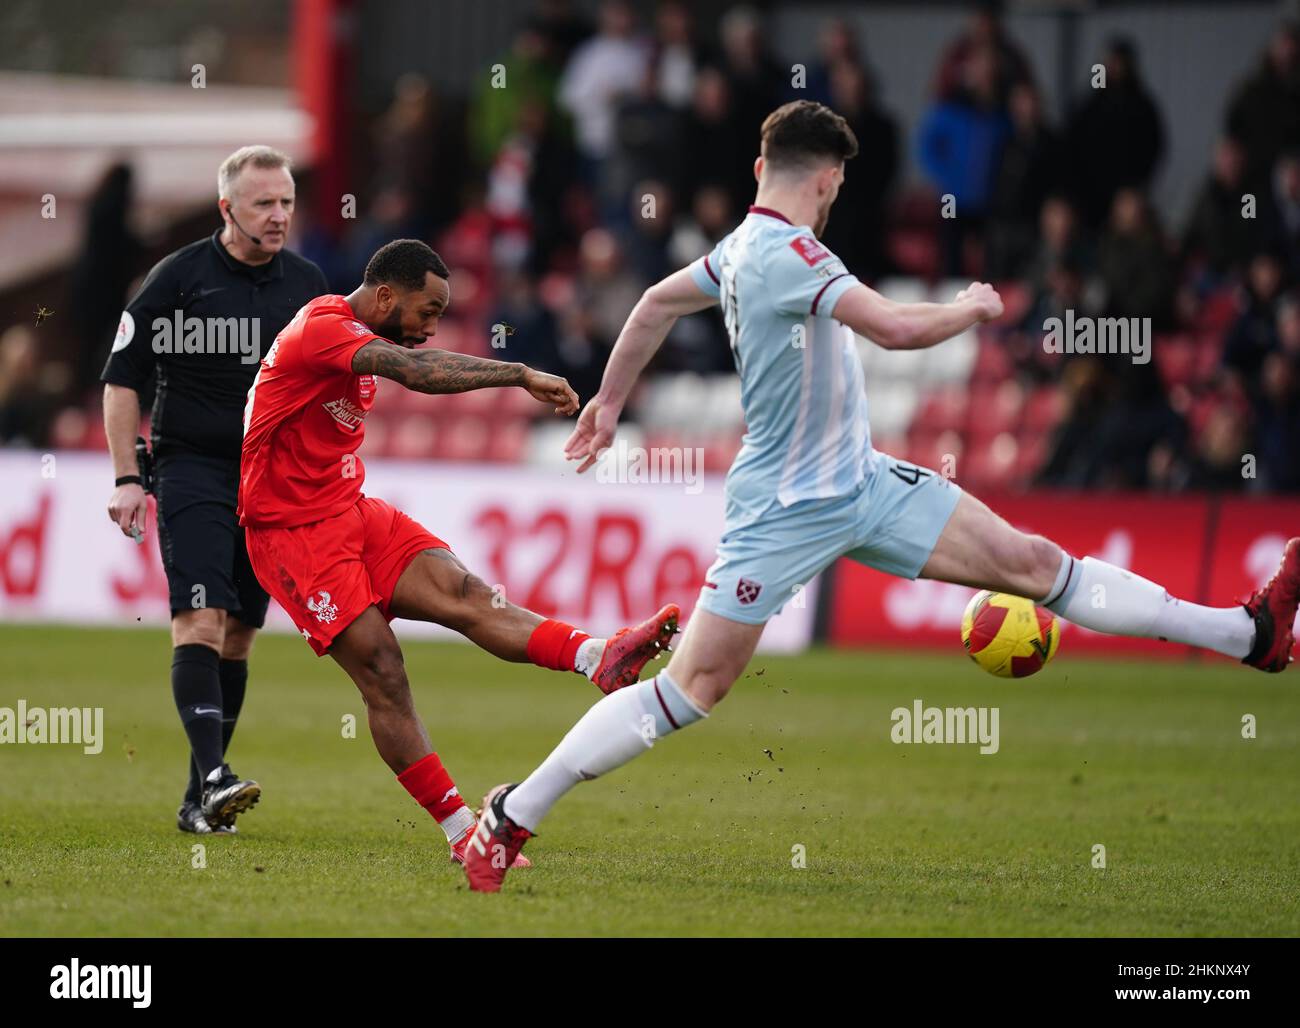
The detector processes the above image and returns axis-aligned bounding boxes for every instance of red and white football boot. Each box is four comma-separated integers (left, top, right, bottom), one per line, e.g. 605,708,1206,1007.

592,604,680,695
1242,537,1300,673
462,784,534,893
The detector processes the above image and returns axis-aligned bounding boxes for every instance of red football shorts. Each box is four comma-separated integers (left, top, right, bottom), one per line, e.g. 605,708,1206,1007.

245,495,448,655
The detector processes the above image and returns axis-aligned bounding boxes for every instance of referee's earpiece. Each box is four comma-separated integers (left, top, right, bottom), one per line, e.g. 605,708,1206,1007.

223,201,262,247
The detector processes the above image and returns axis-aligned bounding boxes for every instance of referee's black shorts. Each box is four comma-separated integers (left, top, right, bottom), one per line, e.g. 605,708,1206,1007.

154,453,269,628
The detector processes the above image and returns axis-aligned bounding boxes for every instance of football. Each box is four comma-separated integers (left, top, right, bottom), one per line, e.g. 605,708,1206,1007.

961,590,1061,678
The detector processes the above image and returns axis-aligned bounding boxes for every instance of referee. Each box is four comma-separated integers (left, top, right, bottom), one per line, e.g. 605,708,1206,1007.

103,146,329,834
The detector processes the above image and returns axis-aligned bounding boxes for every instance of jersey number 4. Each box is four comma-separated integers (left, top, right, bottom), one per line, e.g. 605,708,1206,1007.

889,463,932,486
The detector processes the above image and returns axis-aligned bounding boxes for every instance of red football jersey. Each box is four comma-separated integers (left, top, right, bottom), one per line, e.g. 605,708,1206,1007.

239,295,383,528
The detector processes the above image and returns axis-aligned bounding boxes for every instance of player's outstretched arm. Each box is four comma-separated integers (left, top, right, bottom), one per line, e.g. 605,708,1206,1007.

564,267,718,472
351,341,578,414
832,281,1003,351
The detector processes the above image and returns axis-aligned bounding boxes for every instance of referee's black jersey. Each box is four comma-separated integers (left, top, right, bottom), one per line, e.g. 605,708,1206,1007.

101,229,329,460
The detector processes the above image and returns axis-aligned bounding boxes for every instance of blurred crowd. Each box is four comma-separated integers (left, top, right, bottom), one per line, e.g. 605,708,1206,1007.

2,0,1297,494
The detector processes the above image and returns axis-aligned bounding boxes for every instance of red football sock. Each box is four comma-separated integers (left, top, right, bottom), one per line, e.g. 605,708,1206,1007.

526,619,590,672
397,752,470,837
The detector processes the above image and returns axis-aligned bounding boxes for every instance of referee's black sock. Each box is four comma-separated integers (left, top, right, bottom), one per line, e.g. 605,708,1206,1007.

172,644,224,790
182,658,249,804
218,658,248,755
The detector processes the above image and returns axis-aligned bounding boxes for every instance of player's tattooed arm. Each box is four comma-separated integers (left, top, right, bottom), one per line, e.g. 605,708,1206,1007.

352,341,579,414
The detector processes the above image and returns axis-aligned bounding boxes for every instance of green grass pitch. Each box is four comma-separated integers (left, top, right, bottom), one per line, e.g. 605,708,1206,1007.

1,624,1297,937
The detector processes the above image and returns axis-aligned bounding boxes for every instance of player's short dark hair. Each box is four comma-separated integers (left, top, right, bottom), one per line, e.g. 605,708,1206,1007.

760,100,858,173
363,239,450,291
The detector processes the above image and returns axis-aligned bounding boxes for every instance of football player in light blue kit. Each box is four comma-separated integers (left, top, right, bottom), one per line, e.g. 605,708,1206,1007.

462,101,1299,889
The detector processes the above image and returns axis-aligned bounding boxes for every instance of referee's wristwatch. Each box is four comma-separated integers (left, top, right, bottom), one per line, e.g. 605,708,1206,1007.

115,475,143,487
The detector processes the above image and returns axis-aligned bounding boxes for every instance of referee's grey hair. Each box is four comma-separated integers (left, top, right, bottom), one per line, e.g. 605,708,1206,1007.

217,145,292,200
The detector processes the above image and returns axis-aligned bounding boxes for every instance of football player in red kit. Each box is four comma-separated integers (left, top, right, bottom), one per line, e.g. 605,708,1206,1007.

238,239,678,864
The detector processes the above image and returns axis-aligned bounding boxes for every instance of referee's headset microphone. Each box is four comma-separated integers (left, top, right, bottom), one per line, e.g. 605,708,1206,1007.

223,201,262,246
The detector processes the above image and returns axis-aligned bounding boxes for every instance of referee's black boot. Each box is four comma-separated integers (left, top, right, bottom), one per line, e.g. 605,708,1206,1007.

200,764,260,829
177,800,237,835
177,800,212,834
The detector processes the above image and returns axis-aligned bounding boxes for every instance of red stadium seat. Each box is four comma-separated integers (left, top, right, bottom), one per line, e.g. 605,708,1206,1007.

1198,287,1241,332
1192,331,1226,383
455,387,499,416
1154,333,1196,389
50,407,88,450
1014,432,1049,483
962,433,1019,491
905,427,962,473
1023,386,1064,433
887,229,940,279
965,380,1024,440
388,415,438,460
914,386,969,432
484,418,529,463
436,414,490,461
970,337,1014,384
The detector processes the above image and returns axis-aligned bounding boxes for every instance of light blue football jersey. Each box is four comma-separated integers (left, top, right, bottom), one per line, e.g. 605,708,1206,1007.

689,205,872,526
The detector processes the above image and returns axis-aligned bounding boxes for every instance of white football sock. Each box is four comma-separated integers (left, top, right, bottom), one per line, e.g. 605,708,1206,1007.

1045,554,1254,659
573,637,606,681
439,805,476,844
503,670,706,832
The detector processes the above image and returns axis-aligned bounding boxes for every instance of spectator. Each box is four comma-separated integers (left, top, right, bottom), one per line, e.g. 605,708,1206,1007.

1255,329,1300,492
650,1,706,110
337,186,423,289
556,228,645,401
917,44,1013,275
1223,250,1288,383
818,60,898,281
606,65,685,227
680,66,755,218
371,74,459,236
666,185,733,372
669,184,733,270
470,21,568,171
931,1,1033,106
986,81,1065,278
621,179,676,284
1182,405,1252,492
1014,252,1091,381
1036,353,1185,490
1225,21,1300,193
1257,148,1300,278
1023,195,1089,295
0,325,61,447
1181,136,1257,283
717,6,788,142
533,0,593,67
1096,187,1175,328
557,0,649,169
488,270,565,380
1065,37,1165,229
67,162,143,395
517,99,582,275
803,17,863,107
